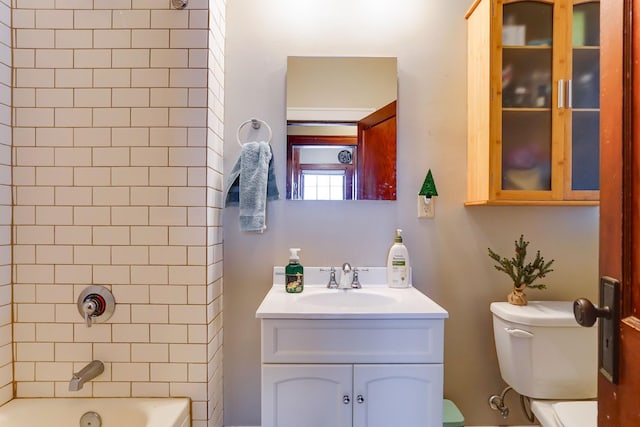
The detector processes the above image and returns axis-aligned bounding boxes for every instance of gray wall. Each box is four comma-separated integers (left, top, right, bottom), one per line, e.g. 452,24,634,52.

222,0,599,425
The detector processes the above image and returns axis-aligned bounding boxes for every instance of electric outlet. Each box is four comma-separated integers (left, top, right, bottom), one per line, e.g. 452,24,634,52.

417,195,435,219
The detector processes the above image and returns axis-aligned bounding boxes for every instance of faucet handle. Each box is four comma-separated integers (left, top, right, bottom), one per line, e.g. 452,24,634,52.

351,268,362,289
327,266,338,289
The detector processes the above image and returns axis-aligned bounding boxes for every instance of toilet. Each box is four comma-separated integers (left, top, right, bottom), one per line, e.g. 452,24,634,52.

491,301,598,427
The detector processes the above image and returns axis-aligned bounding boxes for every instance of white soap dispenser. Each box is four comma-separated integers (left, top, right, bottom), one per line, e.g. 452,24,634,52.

386,228,411,288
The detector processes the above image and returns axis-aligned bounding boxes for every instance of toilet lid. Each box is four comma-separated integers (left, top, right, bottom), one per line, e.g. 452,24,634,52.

552,401,597,427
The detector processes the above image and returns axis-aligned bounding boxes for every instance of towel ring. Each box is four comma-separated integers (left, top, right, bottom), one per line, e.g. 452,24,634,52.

236,118,272,146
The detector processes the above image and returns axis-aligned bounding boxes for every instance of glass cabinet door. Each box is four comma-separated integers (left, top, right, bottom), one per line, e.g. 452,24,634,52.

501,1,554,191
568,1,600,193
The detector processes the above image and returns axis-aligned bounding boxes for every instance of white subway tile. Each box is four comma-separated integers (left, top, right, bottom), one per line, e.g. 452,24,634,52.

14,362,35,382
112,49,149,68
131,343,168,363
74,49,111,68
93,0,131,9
131,108,168,127
74,167,111,186
112,362,149,381
36,245,73,264
35,362,73,381
112,246,149,265
188,88,207,107
170,305,206,324
169,226,206,246
93,187,130,206
188,325,207,344
13,88,35,107
73,206,111,225
13,244,35,263
35,206,73,225
36,324,73,343
188,49,208,68
15,29,55,49
55,30,92,49
35,10,73,29
150,362,187,381
13,10,35,29
35,284,73,303
54,225,92,245
16,303,54,322
169,187,205,206
130,147,168,167
54,343,92,362
54,264,92,284
93,108,131,127
93,265,130,285
93,69,131,88
187,246,206,265
55,69,93,88
168,265,205,285
35,50,73,68
151,10,188,29
55,187,92,206
74,90,112,108
74,127,111,147
149,246,186,266
55,0,93,9
131,265,168,285
12,284,35,304
132,29,169,48
74,10,112,29
54,147,92,166
112,88,149,107
189,10,209,29
93,29,131,49
112,206,148,225
130,187,167,206
93,147,131,166
93,382,131,398
149,128,187,147
54,108,93,127
15,108,54,127
94,343,131,363
36,88,73,107
150,88,188,107
112,128,150,147
149,207,186,226
16,225,54,244
150,49,187,68
73,245,110,265
170,69,207,88
111,167,148,186
73,324,112,343
113,10,150,29
132,382,169,397
131,69,168,87
16,382,54,397
36,128,73,147
149,167,186,186
35,167,73,185
171,30,207,49
130,226,167,245
187,207,206,227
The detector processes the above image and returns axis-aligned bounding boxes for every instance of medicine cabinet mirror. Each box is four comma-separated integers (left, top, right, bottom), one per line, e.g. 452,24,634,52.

286,56,397,200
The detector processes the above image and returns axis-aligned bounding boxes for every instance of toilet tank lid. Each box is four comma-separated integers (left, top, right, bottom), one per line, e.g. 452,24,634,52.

490,301,580,327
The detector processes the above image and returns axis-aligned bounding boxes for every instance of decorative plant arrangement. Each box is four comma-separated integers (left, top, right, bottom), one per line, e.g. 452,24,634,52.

488,235,555,306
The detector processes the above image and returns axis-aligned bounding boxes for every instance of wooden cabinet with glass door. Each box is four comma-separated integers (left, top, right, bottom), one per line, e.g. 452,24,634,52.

465,0,600,205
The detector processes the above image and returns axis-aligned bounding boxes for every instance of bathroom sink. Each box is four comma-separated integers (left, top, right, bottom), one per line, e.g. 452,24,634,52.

297,290,398,307
256,267,449,319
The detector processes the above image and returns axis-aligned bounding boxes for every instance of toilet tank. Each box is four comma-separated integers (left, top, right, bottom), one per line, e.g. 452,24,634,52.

490,301,597,399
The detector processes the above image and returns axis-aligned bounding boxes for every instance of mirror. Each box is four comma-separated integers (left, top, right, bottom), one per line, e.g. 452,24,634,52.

286,56,397,200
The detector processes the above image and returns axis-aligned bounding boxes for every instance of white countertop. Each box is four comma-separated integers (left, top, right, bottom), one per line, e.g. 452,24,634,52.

255,267,449,320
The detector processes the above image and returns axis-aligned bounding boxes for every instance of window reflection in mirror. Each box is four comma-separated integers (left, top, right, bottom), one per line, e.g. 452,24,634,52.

286,57,397,200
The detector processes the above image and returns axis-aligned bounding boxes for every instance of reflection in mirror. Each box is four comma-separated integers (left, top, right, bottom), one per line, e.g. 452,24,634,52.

286,57,397,200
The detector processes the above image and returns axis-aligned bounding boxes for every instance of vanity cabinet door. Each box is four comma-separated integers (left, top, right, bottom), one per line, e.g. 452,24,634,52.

262,364,353,427
352,364,443,427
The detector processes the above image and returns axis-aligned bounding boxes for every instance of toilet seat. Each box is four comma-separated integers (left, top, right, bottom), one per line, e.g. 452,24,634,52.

530,400,597,427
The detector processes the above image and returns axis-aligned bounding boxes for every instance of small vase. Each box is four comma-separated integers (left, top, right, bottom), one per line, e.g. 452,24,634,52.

507,286,527,306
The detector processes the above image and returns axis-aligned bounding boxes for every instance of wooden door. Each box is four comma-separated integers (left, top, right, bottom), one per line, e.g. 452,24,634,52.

599,1,640,425
352,364,443,427
357,100,397,200
261,364,353,427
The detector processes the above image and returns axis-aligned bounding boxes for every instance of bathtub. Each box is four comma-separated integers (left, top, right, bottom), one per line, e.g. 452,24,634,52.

0,397,190,427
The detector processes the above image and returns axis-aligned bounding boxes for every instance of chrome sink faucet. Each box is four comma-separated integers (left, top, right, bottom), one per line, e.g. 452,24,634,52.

69,360,104,391
339,263,353,289
327,266,339,289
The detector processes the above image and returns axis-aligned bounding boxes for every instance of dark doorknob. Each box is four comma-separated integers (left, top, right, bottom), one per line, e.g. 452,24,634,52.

573,298,611,327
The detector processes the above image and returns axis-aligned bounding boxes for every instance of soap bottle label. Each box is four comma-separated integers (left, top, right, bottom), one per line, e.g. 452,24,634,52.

286,272,303,293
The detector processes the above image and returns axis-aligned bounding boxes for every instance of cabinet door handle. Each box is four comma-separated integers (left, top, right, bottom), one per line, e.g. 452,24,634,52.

343,395,350,404
567,79,573,109
357,394,365,404
558,79,565,108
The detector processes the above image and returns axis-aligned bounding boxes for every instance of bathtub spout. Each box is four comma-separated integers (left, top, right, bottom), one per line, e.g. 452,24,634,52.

69,360,104,391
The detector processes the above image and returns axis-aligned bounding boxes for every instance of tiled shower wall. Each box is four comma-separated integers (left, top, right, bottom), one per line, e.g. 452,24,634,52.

0,0,10,408
11,1,225,426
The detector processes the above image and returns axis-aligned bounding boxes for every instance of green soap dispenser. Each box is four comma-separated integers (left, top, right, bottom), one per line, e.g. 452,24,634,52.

285,248,304,293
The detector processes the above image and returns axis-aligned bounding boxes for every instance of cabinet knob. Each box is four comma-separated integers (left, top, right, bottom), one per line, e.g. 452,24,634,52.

343,395,350,404
357,394,365,404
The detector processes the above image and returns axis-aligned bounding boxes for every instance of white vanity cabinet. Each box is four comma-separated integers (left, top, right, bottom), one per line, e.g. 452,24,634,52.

259,317,446,427
263,363,442,427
